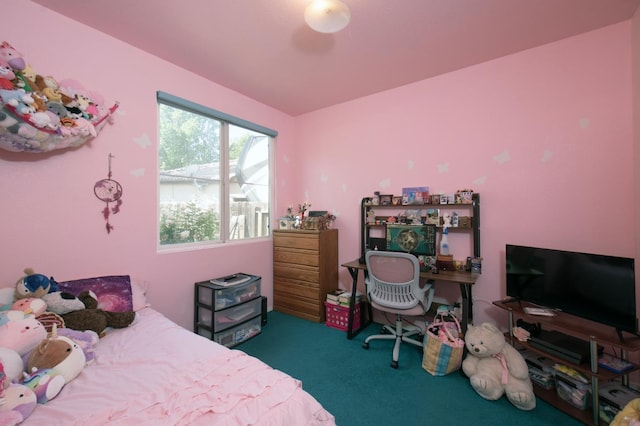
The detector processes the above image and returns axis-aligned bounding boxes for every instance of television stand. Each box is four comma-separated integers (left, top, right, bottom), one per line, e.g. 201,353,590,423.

494,300,640,426
528,329,603,365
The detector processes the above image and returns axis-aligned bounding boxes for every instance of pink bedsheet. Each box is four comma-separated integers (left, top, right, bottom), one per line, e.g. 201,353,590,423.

23,308,335,425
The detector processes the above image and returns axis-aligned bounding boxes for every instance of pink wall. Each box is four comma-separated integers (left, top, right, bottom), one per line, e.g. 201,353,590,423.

1,1,296,329
1,2,635,331
634,0,640,316
294,23,635,326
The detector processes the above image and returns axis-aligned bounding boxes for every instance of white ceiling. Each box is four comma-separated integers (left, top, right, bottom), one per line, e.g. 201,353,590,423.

31,0,640,116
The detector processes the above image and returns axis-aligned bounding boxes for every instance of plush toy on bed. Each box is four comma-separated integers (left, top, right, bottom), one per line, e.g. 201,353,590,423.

0,311,47,357
462,322,536,411
22,367,65,404
27,326,85,385
61,290,135,336
57,328,98,365
14,268,59,300
0,382,37,425
0,347,23,385
42,291,85,315
0,348,37,423
9,298,47,316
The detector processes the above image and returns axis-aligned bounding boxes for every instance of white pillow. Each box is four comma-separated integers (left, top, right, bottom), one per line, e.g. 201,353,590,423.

130,279,150,311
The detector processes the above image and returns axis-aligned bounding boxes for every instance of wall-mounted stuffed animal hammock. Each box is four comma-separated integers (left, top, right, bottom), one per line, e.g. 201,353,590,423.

0,41,118,153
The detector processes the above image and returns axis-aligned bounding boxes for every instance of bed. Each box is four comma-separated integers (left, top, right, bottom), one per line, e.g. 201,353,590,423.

19,307,335,425
2,275,335,426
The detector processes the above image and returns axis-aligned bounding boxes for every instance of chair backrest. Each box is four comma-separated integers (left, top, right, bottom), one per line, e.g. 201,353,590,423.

365,251,433,311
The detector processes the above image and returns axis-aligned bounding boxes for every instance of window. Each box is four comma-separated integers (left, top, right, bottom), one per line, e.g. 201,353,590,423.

157,92,275,250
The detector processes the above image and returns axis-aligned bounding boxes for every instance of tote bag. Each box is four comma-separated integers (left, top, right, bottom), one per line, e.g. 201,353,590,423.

422,311,465,376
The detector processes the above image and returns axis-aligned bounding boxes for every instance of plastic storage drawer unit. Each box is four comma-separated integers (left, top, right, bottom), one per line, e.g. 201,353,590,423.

197,274,261,310
194,273,262,347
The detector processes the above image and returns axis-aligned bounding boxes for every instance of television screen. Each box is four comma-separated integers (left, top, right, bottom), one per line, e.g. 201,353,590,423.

506,244,637,333
386,224,436,256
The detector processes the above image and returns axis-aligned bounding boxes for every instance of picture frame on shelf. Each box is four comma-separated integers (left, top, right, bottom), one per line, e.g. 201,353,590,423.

278,218,292,230
402,186,430,205
386,224,436,256
379,194,393,205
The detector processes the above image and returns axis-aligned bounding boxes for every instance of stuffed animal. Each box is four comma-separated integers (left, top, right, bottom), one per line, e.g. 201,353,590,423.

0,59,16,90
0,311,47,357
61,290,135,336
15,268,59,300
15,65,37,93
8,297,62,335
22,368,65,404
33,75,72,108
0,347,23,385
0,383,37,424
56,328,98,365
27,328,85,384
34,311,65,334
0,88,35,115
42,291,84,315
10,298,47,316
462,322,536,411
0,109,24,136
0,41,26,72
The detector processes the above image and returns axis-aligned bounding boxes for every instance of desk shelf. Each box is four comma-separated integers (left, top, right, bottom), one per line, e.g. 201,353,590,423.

359,193,480,264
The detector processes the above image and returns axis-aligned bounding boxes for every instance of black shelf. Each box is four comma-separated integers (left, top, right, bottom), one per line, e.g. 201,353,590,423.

495,300,640,425
360,193,480,263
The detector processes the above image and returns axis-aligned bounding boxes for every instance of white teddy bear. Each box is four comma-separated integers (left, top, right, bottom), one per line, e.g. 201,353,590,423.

462,322,536,411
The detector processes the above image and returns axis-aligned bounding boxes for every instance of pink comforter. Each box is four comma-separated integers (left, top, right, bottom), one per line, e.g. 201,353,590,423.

23,308,335,425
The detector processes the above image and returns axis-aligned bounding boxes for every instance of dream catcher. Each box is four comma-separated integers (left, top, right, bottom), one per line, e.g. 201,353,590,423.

94,153,123,234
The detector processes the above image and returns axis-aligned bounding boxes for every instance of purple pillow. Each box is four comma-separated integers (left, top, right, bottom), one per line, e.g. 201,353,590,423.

57,275,133,312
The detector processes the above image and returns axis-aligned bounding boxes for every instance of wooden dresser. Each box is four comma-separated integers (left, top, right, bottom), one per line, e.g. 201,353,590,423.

273,229,338,322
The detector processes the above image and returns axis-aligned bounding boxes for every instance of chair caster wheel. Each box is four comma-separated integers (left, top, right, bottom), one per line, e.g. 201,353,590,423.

391,360,399,369
362,342,369,349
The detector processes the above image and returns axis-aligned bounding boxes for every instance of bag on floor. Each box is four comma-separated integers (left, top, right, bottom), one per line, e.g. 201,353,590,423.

422,311,465,376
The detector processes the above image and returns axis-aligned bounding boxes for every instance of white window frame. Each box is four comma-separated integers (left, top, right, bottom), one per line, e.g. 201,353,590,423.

157,91,276,252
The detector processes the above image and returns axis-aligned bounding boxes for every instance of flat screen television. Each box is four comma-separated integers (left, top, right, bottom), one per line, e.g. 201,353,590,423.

506,244,637,334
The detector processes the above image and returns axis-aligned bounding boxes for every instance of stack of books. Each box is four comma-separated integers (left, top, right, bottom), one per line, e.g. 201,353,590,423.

326,289,363,307
337,291,363,307
325,289,346,305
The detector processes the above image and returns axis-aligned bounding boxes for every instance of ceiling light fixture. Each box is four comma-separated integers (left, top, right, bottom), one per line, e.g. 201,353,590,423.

304,0,351,34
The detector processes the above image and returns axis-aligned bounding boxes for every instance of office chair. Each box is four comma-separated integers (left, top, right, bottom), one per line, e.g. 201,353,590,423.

362,250,434,368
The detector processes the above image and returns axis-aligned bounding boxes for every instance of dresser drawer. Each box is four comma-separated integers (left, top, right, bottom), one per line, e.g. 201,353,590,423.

273,232,320,251
274,248,320,267
273,263,319,284
273,276,321,299
273,293,325,320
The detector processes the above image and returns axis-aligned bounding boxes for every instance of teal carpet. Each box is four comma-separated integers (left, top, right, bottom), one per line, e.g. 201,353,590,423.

240,311,583,426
